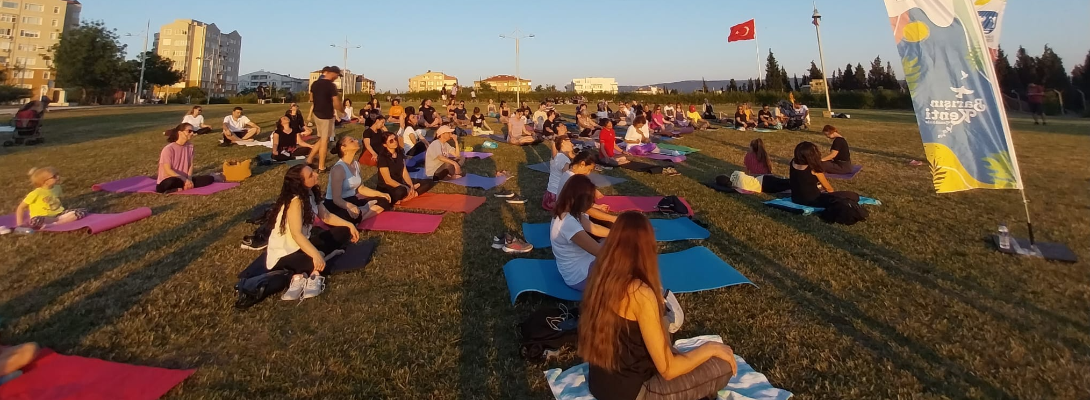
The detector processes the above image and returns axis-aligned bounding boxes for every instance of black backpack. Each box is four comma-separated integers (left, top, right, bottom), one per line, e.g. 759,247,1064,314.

518,304,579,361
819,196,869,225
657,196,690,216
233,269,293,309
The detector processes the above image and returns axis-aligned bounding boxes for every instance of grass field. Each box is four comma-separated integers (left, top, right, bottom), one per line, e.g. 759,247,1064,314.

0,102,1087,399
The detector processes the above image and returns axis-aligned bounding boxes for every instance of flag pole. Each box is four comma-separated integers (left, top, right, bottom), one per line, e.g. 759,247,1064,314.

754,23,763,86
813,3,833,114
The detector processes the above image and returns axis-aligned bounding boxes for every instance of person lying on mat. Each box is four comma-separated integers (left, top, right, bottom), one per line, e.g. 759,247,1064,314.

222,107,261,145
360,115,389,167
757,104,781,130
470,107,494,136
790,141,859,207
271,116,313,162
486,99,499,118
377,130,422,205
702,98,717,120
14,166,87,230
157,124,225,193
581,212,737,400
286,103,314,137
544,135,576,210
597,119,629,168
734,105,757,131
686,106,712,131
426,126,465,181
182,106,213,135
401,108,428,157
562,151,618,225
577,109,599,138
388,98,405,121
819,125,854,175
326,136,389,225
1,341,38,379
507,108,538,146
624,116,658,155
269,163,360,301
551,174,610,291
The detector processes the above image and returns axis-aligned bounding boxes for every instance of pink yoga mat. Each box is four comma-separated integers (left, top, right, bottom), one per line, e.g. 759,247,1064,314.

462,151,493,159
398,193,486,213
314,211,444,234
0,348,194,400
598,196,694,216
92,176,238,195
0,207,152,234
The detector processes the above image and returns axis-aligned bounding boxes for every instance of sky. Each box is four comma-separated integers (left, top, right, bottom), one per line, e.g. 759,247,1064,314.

83,0,1090,92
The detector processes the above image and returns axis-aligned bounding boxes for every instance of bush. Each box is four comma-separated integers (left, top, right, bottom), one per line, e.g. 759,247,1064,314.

0,85,33,103
228,94,258,104
208,97,230,104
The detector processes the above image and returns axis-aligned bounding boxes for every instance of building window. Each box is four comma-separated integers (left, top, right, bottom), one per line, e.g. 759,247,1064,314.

51,18,57,27
53,6,59,13
164,28,172,35
21,16,41,25
1,1,16,9
162,38,172,46
0,13,14,22
175,40,186,47
23,3,43,12
0,28,13,37
42,71,49,79
48,32,55,39
173,50,184,56
19,30,40,38
17,43,33,51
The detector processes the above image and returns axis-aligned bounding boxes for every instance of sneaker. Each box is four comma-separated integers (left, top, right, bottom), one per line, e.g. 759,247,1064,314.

0,226,10,235
493,190,515,198
502,238,534,254
506,195,527,204
240,235,268,251
281,274,307,301
302,275,326,299
491,233,513,249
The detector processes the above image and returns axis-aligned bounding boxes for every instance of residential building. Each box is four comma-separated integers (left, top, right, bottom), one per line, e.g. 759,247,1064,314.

239,70,307,93
633,85,662,95
408,70,457,92
0,0,82,103
307,69,373,96
566,77,618,94
152,19,242,96
474,75,531,93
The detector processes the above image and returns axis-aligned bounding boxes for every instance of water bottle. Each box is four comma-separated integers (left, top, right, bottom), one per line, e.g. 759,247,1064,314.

997,224,1011,250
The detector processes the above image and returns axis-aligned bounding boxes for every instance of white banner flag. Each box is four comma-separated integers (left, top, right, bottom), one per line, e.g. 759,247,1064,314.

974,0,1007,60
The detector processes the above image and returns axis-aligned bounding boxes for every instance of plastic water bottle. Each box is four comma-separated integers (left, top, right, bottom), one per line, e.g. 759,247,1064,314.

998,224,1011,250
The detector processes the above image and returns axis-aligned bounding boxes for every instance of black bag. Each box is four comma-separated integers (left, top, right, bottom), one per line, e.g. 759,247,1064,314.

657,195,690,215
518,304,579,361
233,269,293,309
819,195,869,225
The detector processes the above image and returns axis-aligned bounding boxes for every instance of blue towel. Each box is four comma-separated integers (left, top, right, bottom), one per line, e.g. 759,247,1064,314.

522,218,709,249
502,246,754,303
764,197,881,215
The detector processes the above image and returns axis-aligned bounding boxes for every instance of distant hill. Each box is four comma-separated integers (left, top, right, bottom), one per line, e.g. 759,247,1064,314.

619,80,746,93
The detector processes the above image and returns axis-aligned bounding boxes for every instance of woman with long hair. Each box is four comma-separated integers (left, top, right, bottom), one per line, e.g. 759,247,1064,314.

181,106,213,135
399,106,428,157
649,105,674,135
266,163,360,301
581,212,737,400
550,174,611,290
498,100,510,124
271,116,313,162
157,123,224,193
790,141,857,206
486,99,499,118
360,114,388,167
337,98,357,125
376,130,422,204
326,136,391,224
744,138,773,175
285,103,314,137
368,97,381,116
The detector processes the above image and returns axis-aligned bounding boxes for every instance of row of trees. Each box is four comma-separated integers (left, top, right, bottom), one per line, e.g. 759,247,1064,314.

709,52,904,94
995,45,1090,112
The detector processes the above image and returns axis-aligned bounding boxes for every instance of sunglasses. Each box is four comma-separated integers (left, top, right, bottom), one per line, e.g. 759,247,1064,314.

386,139,398,144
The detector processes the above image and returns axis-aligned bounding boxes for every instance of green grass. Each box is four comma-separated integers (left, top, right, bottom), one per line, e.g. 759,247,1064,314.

1,102,1088,399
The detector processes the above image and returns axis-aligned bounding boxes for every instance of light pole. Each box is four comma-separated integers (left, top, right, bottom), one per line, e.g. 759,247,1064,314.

500,28,534,106
813,4,833,115
125,20,150,104
330,37,360,95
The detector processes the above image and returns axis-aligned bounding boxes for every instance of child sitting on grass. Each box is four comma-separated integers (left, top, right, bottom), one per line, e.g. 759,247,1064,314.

14,167,87,231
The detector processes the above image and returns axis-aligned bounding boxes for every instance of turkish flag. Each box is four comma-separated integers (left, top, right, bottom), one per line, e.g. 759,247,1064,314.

728,19,756,42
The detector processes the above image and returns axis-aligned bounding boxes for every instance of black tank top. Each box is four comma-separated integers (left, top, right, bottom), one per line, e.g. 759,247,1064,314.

588,317,656,400
275,129,298,152
790,163,821,205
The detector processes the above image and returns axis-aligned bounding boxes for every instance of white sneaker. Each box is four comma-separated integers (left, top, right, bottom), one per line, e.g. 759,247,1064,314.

281,274,307,301
302,275,326,299
0,226,10,235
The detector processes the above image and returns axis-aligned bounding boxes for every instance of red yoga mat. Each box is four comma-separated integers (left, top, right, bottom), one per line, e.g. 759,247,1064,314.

397,193,486,213
0,348,194,400
0,207,152,234
597,196,694,216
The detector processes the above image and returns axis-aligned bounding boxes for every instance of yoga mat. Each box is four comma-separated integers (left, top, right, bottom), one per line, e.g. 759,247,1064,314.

597,196,694,216
407,168,428,180
522,217,709,248
92,176,238,195
445,174,509,190
360,211,443,234
486,134,507,142
545,335,793,400
754,128,778,133
657,143,700,154
398,193,486,213
0,207,152,234
406,152,426,168
643,153,686,163
462,151,493,159
236,140,272,148
0,348,194,400
764,197,881,215
525,162,628,187
503,246,753,303
824,165,863,180
239,239,379,278
704,182,790,196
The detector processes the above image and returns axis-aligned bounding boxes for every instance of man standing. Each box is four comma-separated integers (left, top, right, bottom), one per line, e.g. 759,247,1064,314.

307,66,343,172
1027,83,1046,125
450,84,459,100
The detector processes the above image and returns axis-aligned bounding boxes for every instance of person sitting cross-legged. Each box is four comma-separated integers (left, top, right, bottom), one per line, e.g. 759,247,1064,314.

158,124,225,193
376,130,423,205
550,173,611,291
819,125,854,175
733,105,756,131
324,136,390,225
222,106,261,145
425,126,465,181
271,116,313,162
182,106,213,134
757,104,781,130
470,107,494,136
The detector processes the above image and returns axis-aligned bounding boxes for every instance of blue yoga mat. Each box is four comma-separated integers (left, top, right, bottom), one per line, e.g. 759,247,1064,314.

764,197,881,215
525,162,627,187
521,218,710,249
448,174,509,190
502,246,754,303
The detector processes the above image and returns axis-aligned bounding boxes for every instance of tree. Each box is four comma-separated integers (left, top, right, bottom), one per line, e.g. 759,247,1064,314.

780,67,792,92
764,50,784,91
728,79,738,92
0,85,33,103
1013,46,1038,92
994,46,1020,95
701,78,709,93
1036,45,1070,91
534,84,544,92
885,61,900,89
51,20,128,103
867,56,887,89
840,64,858,90
1072,50,1090,99
854,63,868,90
793,74,801,91
477,82,494,93
808,61,824,79
129,51,183,88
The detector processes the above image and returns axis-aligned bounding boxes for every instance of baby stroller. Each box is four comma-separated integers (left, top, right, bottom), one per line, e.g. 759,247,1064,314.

778,101,806,131
1,106,45,147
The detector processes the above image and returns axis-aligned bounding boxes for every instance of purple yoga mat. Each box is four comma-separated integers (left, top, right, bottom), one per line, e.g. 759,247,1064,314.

462,151,493,159
0,207,153,234
824,165,863,180
644,153,686,163
447,174,509,190
92,176,239,195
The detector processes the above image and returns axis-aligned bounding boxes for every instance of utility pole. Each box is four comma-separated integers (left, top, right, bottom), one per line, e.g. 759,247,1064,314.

126,20,150,104
330,36,360,95
500,28,534,106
813,3,833,115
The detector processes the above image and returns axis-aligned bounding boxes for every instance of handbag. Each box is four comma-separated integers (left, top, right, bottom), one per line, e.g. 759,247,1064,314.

223,159,252,182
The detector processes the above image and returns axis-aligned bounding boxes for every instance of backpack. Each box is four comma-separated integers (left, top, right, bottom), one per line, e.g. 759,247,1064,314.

233,269,293,309
657,196,690,215
819,195,869,225
518,304,579,361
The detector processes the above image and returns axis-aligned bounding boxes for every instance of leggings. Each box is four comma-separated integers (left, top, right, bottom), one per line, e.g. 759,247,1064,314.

269,226,352,276
379,184,411,205
406,141,427,157
433,163,458,181
798,191,860,208
323,196,392,225
29,208,88,229
821,160,854,175
272,147,310,162
156,175,215,193
194,127,212,135
638,357,734,400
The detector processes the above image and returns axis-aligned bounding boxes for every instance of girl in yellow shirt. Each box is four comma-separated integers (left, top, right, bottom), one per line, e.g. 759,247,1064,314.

15,167,87,230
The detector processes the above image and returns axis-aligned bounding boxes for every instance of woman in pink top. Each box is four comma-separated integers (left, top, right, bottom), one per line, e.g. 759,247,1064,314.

648,105,674,135
156,123,223,193
743,138,773,175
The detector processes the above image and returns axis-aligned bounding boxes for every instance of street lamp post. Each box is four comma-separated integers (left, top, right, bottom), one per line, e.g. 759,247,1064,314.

330,37,360,95
125,20,150,105
500,28,534,106
813,5,833,115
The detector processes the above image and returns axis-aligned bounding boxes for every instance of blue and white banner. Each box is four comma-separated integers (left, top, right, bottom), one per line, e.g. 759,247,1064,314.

886,0,1022,193
974,0,1007,60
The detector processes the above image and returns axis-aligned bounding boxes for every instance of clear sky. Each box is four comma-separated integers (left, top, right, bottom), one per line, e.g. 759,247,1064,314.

84,0,1089,92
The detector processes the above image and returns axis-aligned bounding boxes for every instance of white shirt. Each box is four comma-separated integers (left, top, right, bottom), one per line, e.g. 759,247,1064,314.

424,140,455,176
625,125,649,143
266,196,318,270
401,126,420,152
342,106,355,122
551,213,596,286
557,170,575,194
182,114,204,128
532,110,548,131
326,160,362,200
223,115,252,133
547,153,571,195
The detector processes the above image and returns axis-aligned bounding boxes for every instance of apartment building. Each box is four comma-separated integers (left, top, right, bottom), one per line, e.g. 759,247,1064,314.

307,69,373,96
633,85,662,95
152,19,242,96
566,77,618,94
0,0,81,102
473,75,531,93
408,70,457,92
239,70,306,93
